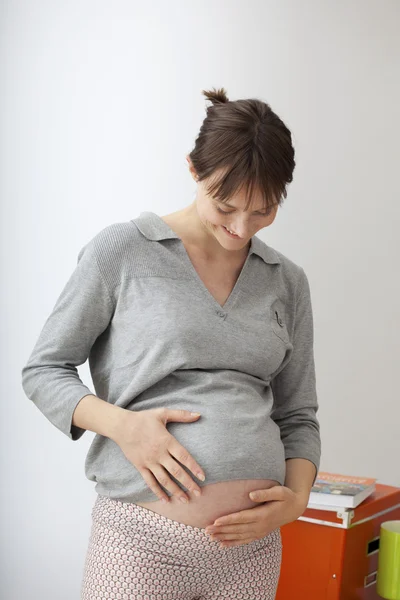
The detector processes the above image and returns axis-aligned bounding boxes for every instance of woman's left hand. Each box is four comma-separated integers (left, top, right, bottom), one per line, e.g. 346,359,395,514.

204,485,308,548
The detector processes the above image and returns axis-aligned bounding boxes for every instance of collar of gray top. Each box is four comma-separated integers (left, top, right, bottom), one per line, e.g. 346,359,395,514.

132,211,281,265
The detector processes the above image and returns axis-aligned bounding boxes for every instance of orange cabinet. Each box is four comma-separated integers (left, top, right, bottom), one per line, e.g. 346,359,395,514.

276,483,400,600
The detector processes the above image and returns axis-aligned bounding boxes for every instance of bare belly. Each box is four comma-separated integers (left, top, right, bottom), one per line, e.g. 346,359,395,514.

135,478,281,529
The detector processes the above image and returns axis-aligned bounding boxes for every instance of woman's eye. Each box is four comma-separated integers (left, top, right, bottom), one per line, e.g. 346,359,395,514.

216,205,273,216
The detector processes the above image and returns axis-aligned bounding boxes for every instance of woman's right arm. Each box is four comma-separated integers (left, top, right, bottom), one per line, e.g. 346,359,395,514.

21,227,205,502
21,229,116,441
71,394,127,442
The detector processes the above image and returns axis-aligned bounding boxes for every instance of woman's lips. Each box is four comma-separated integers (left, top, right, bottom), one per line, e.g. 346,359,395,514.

222,225,242,239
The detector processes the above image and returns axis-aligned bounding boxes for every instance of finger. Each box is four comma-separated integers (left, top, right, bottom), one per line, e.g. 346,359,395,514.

138,467,170,503
213,508,261,526
168,439,205,482
162,456,202,496
250,485,285,502
151,464,189,502
207,523,253,535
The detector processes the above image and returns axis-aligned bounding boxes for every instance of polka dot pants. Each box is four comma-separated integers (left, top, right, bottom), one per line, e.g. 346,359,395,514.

80,494,282,599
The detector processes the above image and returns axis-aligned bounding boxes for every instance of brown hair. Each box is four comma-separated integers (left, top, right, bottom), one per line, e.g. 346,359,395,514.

188,87,296,210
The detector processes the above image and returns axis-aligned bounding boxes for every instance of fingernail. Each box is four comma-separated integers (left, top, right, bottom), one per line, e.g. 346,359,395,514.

193,489,201,497
180,496,188,504
197,473,205,481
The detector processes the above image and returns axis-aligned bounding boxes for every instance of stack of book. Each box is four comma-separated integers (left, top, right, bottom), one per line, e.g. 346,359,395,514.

307,471,377,510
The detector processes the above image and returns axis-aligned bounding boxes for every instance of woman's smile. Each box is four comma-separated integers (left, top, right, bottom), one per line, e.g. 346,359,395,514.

221,224,243,239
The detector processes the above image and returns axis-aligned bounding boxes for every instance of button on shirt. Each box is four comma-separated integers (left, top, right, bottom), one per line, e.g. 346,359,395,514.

21,211,321,503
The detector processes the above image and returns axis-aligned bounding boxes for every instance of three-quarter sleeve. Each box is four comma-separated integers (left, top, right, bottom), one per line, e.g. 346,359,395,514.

21,236,115,441
270,268,321,485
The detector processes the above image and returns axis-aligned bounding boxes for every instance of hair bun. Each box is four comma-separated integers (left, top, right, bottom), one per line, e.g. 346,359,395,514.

202,87,229,105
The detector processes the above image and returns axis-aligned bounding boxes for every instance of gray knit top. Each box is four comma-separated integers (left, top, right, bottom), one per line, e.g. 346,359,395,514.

21,211,321,503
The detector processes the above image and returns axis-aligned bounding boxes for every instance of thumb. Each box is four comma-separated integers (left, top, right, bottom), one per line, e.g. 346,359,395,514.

164,409,201,423
249,486,282,502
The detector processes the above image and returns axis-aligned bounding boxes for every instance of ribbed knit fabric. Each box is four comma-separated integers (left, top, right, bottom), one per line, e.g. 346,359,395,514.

21,211,321,502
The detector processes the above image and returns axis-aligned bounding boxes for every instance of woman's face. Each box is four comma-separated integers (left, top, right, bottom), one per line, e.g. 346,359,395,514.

187,156,279,250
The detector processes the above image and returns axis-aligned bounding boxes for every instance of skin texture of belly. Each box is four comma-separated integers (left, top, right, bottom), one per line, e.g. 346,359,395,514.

135,479,281,529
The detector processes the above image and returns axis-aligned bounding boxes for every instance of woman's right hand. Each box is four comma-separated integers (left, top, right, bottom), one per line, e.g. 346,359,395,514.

113,407,205,503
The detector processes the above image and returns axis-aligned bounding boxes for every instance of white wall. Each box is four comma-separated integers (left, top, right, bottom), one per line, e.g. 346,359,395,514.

2,0,399,597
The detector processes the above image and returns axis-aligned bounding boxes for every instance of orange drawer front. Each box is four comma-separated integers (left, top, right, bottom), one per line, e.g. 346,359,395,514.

276,483,400,600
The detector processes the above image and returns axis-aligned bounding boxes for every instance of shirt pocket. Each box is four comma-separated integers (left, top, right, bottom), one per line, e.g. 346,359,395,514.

270,298,290,344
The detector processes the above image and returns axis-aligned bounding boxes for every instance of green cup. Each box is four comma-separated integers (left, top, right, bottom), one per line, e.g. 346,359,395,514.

377,520,400,599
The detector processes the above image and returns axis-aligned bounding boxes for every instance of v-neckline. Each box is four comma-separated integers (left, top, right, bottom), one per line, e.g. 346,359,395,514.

155,213,254,313
180,242,252,311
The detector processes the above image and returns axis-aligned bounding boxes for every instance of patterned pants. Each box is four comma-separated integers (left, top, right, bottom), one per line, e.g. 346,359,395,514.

80,494,282,599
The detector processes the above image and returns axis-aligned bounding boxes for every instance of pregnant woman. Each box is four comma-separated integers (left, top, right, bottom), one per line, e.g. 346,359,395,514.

21,87,321,600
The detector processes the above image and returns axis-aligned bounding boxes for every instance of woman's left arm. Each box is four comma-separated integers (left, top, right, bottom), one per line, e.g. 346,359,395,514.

284,457,317,510
269,267,321,489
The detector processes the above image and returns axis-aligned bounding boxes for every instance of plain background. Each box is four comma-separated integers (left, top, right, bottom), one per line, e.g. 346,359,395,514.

2,0,399,597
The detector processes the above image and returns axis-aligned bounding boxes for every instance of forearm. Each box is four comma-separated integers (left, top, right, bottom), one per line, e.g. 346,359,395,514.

72,394,126,442
284,458,317,508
